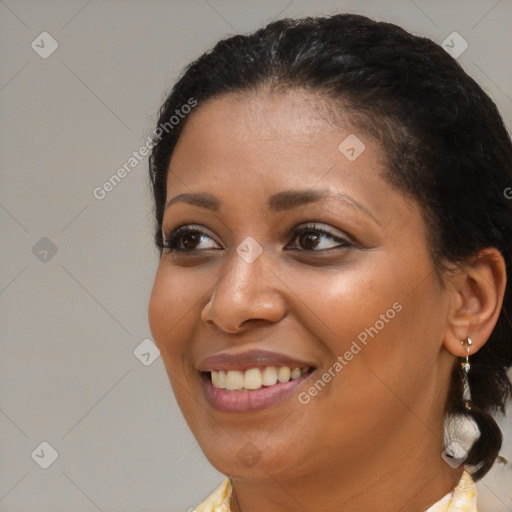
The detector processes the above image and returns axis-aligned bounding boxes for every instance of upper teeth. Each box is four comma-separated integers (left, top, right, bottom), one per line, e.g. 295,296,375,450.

210,366,309,391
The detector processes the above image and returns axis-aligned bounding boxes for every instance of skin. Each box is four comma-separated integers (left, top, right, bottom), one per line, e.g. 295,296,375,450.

148,88,506,511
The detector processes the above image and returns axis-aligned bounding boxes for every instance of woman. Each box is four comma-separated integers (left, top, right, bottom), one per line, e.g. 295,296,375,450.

147,13,512,511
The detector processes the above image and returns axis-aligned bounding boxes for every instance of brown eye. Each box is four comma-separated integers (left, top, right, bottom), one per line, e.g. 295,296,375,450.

298,231,322,250
163,225,220,253
288,224,352,252
181,232,203,250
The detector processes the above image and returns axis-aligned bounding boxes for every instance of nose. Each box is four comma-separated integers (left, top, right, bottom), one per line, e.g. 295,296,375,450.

200,248,287,333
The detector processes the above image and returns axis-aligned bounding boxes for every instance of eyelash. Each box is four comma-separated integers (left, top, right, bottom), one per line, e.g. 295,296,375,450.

162,223,352,254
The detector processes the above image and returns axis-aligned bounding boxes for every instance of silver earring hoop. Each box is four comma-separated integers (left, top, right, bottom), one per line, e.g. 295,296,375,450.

460,337,473,409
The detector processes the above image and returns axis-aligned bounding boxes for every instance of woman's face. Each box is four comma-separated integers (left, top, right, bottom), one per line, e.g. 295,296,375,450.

148,89,456,482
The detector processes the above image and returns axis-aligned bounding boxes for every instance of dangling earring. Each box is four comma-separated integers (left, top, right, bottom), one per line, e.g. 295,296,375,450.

460,337,473,410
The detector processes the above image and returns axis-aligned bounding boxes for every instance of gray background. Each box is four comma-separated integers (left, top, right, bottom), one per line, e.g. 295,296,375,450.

1,0,511,511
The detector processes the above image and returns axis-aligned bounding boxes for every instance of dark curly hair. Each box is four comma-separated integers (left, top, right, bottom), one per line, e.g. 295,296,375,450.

149,13,512,481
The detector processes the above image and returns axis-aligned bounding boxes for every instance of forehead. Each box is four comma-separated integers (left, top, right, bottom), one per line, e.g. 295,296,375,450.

168,89,382,187
176,87,350,148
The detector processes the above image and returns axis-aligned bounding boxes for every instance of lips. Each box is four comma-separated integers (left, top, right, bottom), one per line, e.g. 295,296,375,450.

197,349,315,372
197,349,316,412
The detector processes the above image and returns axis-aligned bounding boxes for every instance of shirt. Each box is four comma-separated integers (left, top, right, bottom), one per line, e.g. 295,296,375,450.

194,470,477,512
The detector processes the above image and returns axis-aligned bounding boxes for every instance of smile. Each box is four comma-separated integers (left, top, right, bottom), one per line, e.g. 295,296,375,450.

209,366,312,391
197,349,316,412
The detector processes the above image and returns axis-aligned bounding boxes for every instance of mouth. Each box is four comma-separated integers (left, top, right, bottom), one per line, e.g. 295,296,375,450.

205,365,313,391
197,349,317,412
197,350,316,412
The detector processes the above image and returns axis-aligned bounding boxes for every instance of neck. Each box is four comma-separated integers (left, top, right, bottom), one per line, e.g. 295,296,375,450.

230,418,463,512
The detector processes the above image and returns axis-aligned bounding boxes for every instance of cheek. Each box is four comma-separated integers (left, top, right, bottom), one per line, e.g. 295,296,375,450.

280,261,404,354
148,266,206,419
290,259,444,404
148,264,204,366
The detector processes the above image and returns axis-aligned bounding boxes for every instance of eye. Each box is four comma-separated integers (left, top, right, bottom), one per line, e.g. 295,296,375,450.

287,224,352,251
163,225,220,253
162,223,352,254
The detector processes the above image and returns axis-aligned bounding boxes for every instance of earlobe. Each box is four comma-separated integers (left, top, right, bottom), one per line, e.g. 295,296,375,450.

443,247,507,358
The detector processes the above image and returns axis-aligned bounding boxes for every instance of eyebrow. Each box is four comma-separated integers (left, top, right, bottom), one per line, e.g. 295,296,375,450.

165,189,378,224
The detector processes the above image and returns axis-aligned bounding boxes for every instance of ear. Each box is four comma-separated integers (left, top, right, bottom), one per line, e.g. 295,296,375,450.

443,248,507,357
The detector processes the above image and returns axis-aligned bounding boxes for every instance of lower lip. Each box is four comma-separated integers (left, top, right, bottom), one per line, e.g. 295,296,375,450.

201,372,314,413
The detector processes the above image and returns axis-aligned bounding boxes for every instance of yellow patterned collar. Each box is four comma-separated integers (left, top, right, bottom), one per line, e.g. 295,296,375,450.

426,471,477,512
194,471,477,512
